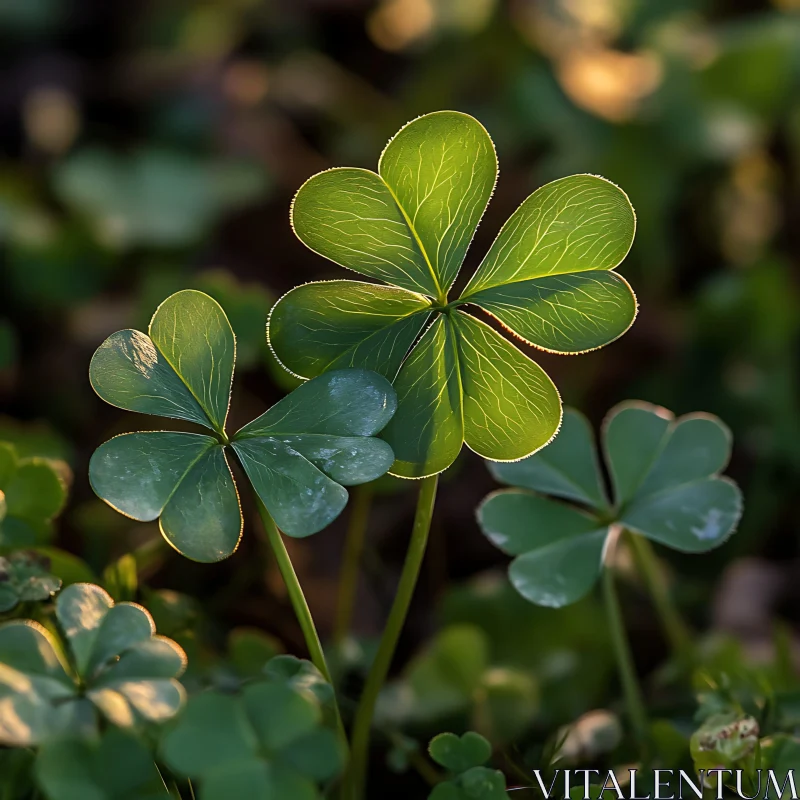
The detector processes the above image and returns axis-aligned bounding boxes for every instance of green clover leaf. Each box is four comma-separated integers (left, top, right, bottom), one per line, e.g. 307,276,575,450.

35,728,170,800
160,657,345,800
0,442,68,548
89,289,397,562
429,732,492,773
427,731,507,800
269,110,637,478
0,551,61,613
0,583,186,747
478,402,743,607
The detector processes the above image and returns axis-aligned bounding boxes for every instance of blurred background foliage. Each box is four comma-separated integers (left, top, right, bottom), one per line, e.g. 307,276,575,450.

2,0,800,795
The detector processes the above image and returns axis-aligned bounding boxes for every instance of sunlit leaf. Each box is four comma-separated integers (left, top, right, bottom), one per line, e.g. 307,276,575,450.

274,112,636,477
462,175,635,295
452,311,561,462
0,583,185,745
268,280,431,380
379,317,463,479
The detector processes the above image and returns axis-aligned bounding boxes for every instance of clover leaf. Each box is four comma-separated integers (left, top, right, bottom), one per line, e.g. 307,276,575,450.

0,441,68,548
35,728,170,800
269,110,637,478
160,656,344,800
0,583,186,746
0,551,61,612
478,402,743,608
427,731,507,800
89,289,397,562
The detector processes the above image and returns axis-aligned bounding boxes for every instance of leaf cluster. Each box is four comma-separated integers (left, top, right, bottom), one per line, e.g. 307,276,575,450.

89,289,398,561
479,402,743,607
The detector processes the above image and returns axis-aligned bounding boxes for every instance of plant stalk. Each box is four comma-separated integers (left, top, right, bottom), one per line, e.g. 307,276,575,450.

334,484,373,646
627,531,694,665
345,474,439,800
254,497,348,750
602,563,649,753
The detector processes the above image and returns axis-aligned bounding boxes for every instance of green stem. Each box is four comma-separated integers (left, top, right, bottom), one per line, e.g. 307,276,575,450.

345,475,439,800
602,563,649,753
627,531,694,665
334,485,373,646
254,497,348,750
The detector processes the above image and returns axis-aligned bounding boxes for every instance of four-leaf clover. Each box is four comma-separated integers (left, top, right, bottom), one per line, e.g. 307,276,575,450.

0,583,186,746
269,111,637,478
478,402,743,607
89,289,397,562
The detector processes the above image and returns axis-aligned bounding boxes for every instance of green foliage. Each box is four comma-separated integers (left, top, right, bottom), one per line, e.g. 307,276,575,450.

89,289,397,560
378,624,538,746
427,731,507,800
269,111,637,478
0,550,61,612
478,403,743,607
36,728,170,800
160,655,344,800
0,582,186,746
0,441,69,548
54,148,267,249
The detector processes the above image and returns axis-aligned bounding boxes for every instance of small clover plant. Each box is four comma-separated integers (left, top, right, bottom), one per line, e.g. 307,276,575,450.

89,289,397,561
478,402,744,607
35,728,170,800
0,583,186,747
269,110,637,479
159,655,344,800
0,551,61,612
0,441,68,548
427,731,507,800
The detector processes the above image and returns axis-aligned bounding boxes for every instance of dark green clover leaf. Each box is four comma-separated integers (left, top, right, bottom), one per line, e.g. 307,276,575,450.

0,583,186,746
0,441,68,547
428,731,507,800
0,551,61,613
160,657,345,800
36,728,170,800
89,289,397,562
269,110,637,478
478,402,743,608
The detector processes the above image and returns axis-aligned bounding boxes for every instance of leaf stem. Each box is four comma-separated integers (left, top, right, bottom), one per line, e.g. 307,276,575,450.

334,484,373,646
601,562,649,754
345,474,439,800
254,497,348,751
627,531,694,665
